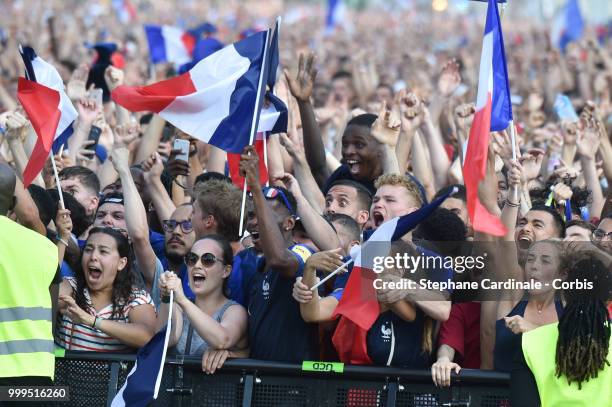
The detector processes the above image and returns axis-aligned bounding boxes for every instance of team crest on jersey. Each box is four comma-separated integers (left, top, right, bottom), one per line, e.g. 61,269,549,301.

262,276,270,300
381,322,392,342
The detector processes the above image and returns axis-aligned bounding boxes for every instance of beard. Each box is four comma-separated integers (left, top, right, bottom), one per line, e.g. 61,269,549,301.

166,249,187,265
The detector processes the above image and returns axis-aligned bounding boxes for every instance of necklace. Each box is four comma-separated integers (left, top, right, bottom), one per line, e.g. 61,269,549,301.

536,302,544,314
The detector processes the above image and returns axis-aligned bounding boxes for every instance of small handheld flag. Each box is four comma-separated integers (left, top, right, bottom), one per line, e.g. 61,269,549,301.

17,46,77,188
462,0,510,237
331,188,456,365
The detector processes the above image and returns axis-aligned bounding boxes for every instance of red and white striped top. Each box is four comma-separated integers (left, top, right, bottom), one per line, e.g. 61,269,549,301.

55,278,154,352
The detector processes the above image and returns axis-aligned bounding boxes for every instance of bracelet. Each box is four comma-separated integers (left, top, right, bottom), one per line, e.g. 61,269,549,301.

505,199,520,207
57,237,70,247
92,316,98,329
161,295,171,303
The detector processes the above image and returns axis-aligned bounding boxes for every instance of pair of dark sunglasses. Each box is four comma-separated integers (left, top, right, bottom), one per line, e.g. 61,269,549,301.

184,252,224,268
163,219,193,234
262,187,295,215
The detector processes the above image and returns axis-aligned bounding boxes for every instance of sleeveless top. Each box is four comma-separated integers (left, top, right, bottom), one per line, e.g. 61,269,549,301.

494,300,563,372
173,300,238,356
523,322,612,406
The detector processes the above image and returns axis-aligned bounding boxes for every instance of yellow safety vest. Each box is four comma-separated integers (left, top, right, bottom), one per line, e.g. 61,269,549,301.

0,216,58,379
522,322,612,407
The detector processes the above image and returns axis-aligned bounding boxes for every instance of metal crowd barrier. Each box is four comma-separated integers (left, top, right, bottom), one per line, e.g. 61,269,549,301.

51,351,511,407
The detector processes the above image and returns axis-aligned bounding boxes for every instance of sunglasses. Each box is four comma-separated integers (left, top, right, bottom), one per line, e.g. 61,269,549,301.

593,229,612,241
184,252,224,268
262,187,295,215
163,219,193,234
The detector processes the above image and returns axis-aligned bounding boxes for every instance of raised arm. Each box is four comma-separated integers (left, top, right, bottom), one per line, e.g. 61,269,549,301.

279,132,325,212
142,152,176,224
279,172,340,250
134,114,165,165
68,98,101,163
576,115,605,218
420,105,450,189
240,146,299,278
110,124,158,289
284,53,330,186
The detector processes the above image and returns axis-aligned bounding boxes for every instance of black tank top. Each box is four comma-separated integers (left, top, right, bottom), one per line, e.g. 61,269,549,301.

493,300,564,372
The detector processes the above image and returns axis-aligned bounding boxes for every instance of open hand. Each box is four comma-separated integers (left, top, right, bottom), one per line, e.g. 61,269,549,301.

284,52,317,102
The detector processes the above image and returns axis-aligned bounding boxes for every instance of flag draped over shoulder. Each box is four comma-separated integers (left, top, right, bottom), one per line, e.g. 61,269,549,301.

112,32,268,154
331,188,456,364
462,0,510,237
17,46,78,187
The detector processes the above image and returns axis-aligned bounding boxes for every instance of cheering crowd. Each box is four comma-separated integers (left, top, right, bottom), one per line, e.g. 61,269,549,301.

0,0,611,405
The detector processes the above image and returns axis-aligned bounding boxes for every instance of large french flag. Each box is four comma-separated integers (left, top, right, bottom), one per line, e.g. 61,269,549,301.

111,293,173,407
112,32,268,154
462,0,511,237
144,25,196,66
332,188,455,364
17,46,78,187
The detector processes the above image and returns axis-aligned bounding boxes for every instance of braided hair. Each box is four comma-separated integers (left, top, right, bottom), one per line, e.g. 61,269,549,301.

75,227,135,320
555,256,611,389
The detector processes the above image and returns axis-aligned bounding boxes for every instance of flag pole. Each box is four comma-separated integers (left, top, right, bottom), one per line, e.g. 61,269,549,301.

310,258,354,291
496,1,516,162
153,290,173,399
50,153,65,209
498,1,519,203
263,132,269,187
239,28,272,237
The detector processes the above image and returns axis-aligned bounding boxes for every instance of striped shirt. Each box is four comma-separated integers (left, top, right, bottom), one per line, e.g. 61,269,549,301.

55,278,155,352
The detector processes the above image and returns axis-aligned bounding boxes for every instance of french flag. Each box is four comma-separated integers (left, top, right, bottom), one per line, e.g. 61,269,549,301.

111,293,174,407
226,94,288,189
332,188,455,364
227,18,287,190
112,31,268,154
462,0,511,237
112,0,137,24
17,46,78,187
144,25,196,67
326,0,346,34
551,0,584,51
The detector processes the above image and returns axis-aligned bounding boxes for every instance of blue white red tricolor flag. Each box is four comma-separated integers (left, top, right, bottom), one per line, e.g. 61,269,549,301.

144,25,196,67
462,0,510,237
17,46,78,187
112,31,268,153
112,0,137,24
551,0,584,51
111,292,173,407
326,0,346,34
332,188,456,364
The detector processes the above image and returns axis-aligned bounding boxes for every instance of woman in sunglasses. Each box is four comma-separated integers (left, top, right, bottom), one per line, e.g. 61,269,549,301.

157,235,248,374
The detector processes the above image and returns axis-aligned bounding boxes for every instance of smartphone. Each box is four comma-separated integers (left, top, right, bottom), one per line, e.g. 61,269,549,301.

88,87,103,106
173,139,190,162
86,125,102,151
